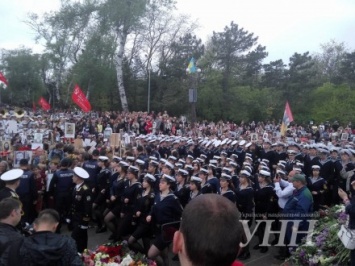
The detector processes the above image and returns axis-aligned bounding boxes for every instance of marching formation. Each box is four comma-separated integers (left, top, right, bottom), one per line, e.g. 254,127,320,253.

0,109,354,265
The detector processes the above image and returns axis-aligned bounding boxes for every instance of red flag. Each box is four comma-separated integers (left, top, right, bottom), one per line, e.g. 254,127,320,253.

0,71,8,88
38,97,51,111
72,84,91,112
280,101,294,136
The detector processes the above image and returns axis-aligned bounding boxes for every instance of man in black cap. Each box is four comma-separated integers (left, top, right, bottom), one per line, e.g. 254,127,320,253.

0,169,23,201
69,166,92,253
16,159,38,224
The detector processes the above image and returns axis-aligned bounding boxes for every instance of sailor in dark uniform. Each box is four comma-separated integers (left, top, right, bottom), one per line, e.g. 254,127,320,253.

306,165,327,211
218,173,236,203
16,159,38,224
199,168,213,194
207,164,220,193
93,156,111,233
116,165,143,241
146,174,183,265
174,169,190,208
189,176,202,202
0,169,23,201
235,170,254,260
128,173,155,254
253,170,278,253
304,145,320,178
69,167,92,253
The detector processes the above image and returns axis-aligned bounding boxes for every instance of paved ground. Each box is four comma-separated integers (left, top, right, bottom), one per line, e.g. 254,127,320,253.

72,225,287,266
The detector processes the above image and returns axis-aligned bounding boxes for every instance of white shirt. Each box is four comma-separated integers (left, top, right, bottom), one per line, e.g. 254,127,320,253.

274,179,295,209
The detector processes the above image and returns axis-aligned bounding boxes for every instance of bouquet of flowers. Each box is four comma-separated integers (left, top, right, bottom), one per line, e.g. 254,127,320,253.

284,205,350,266
82,241,157,266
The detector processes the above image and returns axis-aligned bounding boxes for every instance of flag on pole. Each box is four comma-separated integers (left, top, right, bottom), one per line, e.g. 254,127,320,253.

72,84,91,112
0,71,8,88
38,97,51,111
280,101,294,136
187,57,197,74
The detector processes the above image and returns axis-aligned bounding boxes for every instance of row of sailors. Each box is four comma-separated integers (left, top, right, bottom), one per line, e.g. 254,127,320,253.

0,153,333,259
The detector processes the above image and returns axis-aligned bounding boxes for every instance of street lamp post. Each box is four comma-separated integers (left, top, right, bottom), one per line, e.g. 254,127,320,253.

147,68,151,114
186,65,201,130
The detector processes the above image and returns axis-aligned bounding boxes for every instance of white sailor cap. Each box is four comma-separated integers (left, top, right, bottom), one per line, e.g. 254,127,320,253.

239,140,246,146
276,169,286,175
128,165,139,173
112,156,122,162
240,170,251,177
178,169,189,176
126,156,135,162
161,174,175,183
259,170,271,177
135,159,145,166
185,164,193,170
1,169,24,181
119,161,130,167
144,174,156,183
199,168,208,174
164,161,174,169
168,155,177,161
190,176,202,183
99,156,109,162
220,173,232,180
74,167,89,179
312,165,321,170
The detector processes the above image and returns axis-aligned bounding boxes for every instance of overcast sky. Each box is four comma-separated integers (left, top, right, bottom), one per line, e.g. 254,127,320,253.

1,0,355,64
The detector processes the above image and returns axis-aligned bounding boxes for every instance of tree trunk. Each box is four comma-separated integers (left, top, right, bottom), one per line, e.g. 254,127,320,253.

115,31,129,112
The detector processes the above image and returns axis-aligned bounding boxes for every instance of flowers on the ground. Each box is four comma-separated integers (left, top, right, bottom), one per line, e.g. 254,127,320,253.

286,205,350,266
82,241,157,266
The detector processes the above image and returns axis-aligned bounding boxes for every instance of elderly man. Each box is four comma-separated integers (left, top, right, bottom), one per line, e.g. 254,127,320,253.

275,173,313,260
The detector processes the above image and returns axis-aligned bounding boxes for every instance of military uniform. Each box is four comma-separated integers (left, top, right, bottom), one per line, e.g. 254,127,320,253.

70,182,92,253
0,187,19,201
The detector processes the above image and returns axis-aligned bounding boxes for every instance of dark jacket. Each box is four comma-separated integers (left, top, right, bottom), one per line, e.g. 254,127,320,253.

8,231,82,266
0,222,23,265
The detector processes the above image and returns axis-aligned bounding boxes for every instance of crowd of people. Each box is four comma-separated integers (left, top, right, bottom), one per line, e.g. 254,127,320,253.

0,108,355,265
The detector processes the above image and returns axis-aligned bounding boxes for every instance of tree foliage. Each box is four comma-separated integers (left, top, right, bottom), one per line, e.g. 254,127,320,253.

1,2,355,125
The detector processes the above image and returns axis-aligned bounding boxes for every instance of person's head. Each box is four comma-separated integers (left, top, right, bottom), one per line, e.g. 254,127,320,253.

1,169,23,189
287,170,296,183
127,166,139,180
0,160,9,173
239,170,251,185
19,158,29,169
189,176,202,191
173,194,242,266
311,165,320,177
159,174,175,192
98,156,110,168
143,174,156,189
72,167,89,184
291,173,306,189
33,209,60,232
0,198,23,227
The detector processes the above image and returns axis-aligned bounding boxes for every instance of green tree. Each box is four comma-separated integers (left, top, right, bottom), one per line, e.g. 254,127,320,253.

210,21,266,118
311,83,355,124
0,48,45,106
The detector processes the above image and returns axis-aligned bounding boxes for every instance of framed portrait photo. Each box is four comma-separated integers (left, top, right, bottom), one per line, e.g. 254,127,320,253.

64,122,75,139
